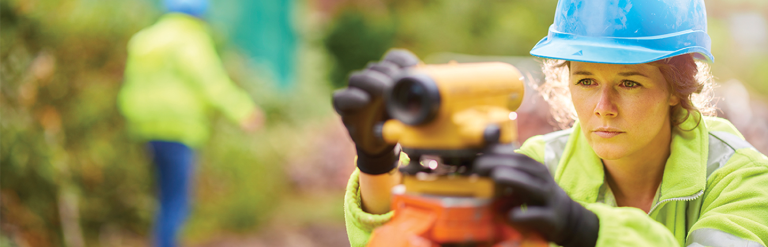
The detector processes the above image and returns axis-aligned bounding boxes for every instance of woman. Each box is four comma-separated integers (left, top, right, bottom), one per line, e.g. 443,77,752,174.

332,0,768,246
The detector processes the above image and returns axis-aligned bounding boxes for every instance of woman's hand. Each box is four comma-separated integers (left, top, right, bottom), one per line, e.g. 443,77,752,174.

333,49,419,214
332,49,420,175
473,144,599,247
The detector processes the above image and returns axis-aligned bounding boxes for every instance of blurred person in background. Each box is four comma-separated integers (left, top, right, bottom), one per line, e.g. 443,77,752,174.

333,0,768,246
117,0,263,246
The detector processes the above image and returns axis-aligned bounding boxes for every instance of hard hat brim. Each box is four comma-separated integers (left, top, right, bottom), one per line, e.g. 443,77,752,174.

530,27,715,64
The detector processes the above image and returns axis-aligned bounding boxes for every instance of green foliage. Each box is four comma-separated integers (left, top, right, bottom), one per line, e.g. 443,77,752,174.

1,0,336,246
385,0,556,56
324,9,396,89
322,0,557,89
1,1,157,246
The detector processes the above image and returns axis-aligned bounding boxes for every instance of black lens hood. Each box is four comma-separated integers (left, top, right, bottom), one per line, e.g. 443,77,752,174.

385,72,441,126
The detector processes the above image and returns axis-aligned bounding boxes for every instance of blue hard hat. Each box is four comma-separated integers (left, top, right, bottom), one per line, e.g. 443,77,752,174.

164,0,208,17
530,0,714,64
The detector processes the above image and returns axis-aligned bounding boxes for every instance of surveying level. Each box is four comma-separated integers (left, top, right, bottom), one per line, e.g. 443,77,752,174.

367,62,548,246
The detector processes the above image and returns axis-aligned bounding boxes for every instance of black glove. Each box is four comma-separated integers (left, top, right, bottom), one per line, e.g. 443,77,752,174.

473,144,599,247
332,49,420,175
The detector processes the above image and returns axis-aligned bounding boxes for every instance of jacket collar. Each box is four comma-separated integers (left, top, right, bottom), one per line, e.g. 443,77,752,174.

557,112,708,203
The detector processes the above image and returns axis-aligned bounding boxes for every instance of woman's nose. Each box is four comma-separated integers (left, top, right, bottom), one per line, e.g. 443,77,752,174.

594,87,618,118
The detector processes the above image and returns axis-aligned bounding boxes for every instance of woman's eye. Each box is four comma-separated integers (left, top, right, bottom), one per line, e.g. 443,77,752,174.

577,79,595,86
621,80,640,88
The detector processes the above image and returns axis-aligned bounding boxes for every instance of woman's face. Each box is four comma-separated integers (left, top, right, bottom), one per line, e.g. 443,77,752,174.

569,62,680,161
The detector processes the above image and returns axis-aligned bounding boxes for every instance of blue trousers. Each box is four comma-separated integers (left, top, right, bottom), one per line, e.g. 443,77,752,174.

148,141,194,247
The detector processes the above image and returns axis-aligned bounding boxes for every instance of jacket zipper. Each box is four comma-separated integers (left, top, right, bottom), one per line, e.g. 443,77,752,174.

647,190,704,215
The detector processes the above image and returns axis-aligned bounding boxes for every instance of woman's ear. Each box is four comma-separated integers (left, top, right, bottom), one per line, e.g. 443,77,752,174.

669,94,681,106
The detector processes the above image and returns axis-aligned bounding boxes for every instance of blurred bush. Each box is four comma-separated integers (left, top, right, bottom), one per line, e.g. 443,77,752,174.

322,0,557,88
1,0,335,246
0,1,161,246
324,9,396,88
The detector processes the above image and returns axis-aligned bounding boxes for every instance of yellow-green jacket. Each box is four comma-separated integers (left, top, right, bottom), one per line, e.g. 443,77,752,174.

118,13,255,147
343,115,768,246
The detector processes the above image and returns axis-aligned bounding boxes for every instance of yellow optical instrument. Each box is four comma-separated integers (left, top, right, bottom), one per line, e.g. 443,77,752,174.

366,61,549,246
377,61,525,173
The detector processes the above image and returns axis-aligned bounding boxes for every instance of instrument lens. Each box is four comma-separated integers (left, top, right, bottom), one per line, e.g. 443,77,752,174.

393,80,425,118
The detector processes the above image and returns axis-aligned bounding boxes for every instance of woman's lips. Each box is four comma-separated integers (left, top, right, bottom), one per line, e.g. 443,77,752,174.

592,127,624,138
593,131,623,138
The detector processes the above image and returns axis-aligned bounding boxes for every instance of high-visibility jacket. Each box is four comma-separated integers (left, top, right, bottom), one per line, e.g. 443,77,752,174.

343,114,768,246
118,13,255,147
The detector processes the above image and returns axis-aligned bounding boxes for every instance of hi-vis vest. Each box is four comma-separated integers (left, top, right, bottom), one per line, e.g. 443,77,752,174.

541,129,764,247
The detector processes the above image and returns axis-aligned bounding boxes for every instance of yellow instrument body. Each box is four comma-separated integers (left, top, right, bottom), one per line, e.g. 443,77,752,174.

381,62,524,150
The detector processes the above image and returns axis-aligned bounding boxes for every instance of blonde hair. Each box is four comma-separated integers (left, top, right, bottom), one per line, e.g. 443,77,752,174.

537,54,717,130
